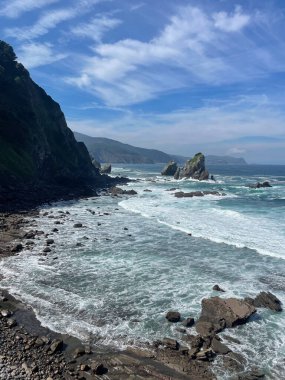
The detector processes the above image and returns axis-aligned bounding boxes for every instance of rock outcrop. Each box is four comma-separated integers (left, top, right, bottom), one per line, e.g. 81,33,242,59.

196,297,256,336
174,191,224,198
248,181,272,189
178,153,209,180
245,292,282,312
161,161,178,176
0,40,100,207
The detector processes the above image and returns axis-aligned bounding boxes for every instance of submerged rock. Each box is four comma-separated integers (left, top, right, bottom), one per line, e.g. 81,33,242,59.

212,284,226,292
161,161,178,176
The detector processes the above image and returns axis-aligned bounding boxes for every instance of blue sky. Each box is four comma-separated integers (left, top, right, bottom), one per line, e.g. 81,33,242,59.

1,0,285,163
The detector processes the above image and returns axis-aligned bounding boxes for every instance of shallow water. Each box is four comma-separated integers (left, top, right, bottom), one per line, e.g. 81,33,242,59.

0,164,285,379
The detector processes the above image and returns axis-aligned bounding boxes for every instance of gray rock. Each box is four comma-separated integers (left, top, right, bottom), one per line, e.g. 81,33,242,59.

247,291,282,312
211,337,231,354
248,181,272,189
161,161,178,176
101,163,111,174
73,223,83,228
213,284,226,292
179,153,209,180
162,338,179,350
182,317,195,327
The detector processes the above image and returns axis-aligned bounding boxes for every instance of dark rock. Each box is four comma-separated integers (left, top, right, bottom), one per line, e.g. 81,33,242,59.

197,297,256,335
49,339,63,354
174,168,180,180
174,191,222,198
182,317,195,327
24,231,36,239
91,361,108,375
248,181,272,189
238,368,265,379
73,223,83,228
92,159,101,170
52,228,58,232
6,318,17,328
101,163,111,174
211,337,231,354
249,291,282,312
11,243,23,253
161,161,178,176
73,347,85,358
162,338,179,350
166,311,181,322
143,189,152,192
43,247,51,253
111,187,137,196
196,348,215,361
186,335,203,349
46,239,54,245
213,284,226,292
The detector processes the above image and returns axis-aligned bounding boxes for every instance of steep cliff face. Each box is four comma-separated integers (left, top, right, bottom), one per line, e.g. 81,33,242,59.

179,153,209,180
0,41,98,189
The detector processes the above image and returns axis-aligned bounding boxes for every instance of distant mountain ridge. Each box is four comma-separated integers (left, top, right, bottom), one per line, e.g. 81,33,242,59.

74,132,247,165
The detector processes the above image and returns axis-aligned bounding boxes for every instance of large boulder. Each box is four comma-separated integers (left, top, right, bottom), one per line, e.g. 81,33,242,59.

179,153,209,180
110,187,137,196
161,161,178,176
246,292,282,312
165,311,181,322
196,297,256,336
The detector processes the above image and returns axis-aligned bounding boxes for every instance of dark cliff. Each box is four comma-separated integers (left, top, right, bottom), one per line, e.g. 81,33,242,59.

0,41,107,210
0,42,100,199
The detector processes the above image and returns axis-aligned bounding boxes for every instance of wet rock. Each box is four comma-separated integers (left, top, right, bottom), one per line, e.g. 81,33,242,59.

43,247,51,253
246,292,282,312
162,338,179,350
179,153,209,181
174,168,180,180
1,309,12,317
248,181,272,189
91,361,108,375
49,339,63,354
211,337,231,355
46,239,54,245
176,327,186,333
110,187,137,196
80,364,90,371
73,347,85,358
11,243,23,253
166,311,181,322
238,368,265,379
24,231,36,239
161,161,178,176
196,348,215,361
187,335,203,349
197,297,256,334
143,189,152,192
52,228,58,232
6,318,17,328
213,284,226,292
182,317,195,327
73,223,83,228
174,191,223,198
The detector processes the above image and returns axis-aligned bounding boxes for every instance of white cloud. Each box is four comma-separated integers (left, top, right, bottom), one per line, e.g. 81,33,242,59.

0,0,59,19
72,16,121,42
17,42,66,68
4,0,107,40
65,5,282,107
68,95,285,157
213,6,250,32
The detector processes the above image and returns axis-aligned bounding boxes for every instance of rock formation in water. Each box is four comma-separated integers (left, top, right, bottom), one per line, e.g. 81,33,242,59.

101,163,112,174
0,41,102,208
179,153,209,180
161,161,178,176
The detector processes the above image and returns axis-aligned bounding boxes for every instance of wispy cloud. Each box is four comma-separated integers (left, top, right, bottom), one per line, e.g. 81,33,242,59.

17,42,66,68
4,0,107,40
71,16,121,42
65,5,285,107
0,0,59,19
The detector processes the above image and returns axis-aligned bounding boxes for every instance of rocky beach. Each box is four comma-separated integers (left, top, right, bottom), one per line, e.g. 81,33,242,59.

0,177,283,379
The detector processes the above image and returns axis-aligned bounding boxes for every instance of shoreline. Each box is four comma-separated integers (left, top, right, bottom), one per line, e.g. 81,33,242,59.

0,198,216,380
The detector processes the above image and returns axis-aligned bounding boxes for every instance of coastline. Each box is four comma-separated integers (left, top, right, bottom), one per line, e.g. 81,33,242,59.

0,198,216,380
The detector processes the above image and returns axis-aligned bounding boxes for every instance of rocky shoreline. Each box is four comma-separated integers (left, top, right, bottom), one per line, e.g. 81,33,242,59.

0,192,282,379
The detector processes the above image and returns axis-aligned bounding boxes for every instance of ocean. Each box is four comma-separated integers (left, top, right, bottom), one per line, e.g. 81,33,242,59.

1,164,285,379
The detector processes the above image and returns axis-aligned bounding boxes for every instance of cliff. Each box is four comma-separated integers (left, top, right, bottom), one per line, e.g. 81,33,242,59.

0,41,100,207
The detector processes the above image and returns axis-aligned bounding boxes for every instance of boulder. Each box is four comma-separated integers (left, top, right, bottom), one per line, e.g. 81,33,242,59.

182,317,195,327
73,223,83,228
49,339,63,354
247,292,282,312
179,153,209,180
11,243,23,253
46,239,54,245
162,338,179,350
166,311,181,322
110,187,137,196
101,163,111,174
211,337,231,355
213,284,226,292
196,297,256,335
248,181,272,189
161,161,178,176
174,191,222,198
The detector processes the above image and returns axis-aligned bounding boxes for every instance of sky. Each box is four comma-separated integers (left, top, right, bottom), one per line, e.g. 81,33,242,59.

1,0,285,163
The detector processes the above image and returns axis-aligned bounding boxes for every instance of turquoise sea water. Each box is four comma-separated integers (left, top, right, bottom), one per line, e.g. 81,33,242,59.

0,164,285,379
